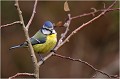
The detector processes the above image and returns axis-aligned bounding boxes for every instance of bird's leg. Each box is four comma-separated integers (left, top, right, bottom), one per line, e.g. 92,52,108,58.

39,54,44,63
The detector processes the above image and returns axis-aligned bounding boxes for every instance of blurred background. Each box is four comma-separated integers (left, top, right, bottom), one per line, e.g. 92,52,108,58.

1,1,119,78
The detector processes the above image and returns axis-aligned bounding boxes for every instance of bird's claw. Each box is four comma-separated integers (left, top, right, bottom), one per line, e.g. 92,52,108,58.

39,54,44,64
50,50,56,53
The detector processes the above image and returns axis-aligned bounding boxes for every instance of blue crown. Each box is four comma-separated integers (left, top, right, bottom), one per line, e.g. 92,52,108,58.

43,21,53,29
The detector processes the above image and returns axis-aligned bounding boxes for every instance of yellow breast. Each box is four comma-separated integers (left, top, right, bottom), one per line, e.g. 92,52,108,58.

33,34,57,54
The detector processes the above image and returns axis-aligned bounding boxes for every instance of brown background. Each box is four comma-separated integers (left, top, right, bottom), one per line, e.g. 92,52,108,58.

1,1,119,78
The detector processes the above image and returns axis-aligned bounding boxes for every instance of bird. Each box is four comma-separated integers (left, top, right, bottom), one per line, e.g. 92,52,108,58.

9,21,57,56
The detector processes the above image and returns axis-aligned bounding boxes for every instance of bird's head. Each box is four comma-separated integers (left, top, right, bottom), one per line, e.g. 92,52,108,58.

41,21,56,35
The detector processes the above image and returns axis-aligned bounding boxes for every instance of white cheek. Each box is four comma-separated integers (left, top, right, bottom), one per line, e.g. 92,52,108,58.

42,30,51,34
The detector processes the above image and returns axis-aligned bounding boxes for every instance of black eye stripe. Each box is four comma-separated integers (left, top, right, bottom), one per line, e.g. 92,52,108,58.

43,27,53,30
43,28,52,32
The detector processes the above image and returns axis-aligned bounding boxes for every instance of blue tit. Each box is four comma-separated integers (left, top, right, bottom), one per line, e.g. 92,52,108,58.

10,21,57,54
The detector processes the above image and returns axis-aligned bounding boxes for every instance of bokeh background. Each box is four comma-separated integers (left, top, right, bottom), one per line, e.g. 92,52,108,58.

1,1,119,78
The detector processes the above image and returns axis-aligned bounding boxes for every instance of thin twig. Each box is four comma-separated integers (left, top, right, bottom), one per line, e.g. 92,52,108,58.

2,8,119,29
26,0,38,29
15,0,39,78
71,8,120,20
9,73,35,79
58,14,71,45
0,21,21,28
59,0,117,49
53,53,118,78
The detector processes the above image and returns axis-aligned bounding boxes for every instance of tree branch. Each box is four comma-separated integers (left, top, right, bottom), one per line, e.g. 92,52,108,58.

26,0,38,29
57,14,71,46
0,21,21,28
9,73,35,79
71,8,120,20
14,0,39,78
1,8,119,29
58,0,117,49
52,53,118,78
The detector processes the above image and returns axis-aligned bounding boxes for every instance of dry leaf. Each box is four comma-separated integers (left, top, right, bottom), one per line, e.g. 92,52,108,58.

64,1,70,12
55,21,63,27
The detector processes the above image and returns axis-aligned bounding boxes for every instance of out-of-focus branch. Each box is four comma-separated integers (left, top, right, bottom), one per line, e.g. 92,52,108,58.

0,21,21,28
14,0,39,78
93,57,119,78
26,0,37,29
9,73,35,79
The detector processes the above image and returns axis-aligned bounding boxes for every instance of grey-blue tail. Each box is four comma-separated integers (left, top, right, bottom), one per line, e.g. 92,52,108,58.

9,45,22,50
9,43,26,50
9,41,28,50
